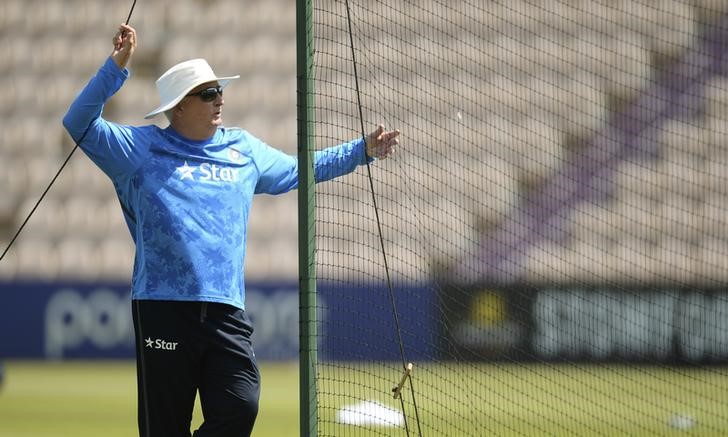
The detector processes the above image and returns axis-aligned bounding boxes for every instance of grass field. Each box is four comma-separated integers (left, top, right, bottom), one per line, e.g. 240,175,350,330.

315,362,728,436
0,361,298,437
1,361,727,436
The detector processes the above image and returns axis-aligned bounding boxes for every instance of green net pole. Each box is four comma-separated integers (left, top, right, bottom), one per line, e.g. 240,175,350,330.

296,0,317,435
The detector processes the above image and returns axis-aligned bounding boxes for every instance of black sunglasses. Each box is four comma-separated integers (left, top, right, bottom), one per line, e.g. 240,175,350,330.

187,86,223,102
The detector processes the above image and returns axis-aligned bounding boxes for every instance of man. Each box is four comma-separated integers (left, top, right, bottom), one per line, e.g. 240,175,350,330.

63,24,399,437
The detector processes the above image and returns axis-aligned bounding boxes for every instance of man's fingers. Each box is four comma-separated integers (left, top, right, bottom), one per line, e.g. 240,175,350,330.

113,25,132,49
117,24,137,45
113,29,123,47
379,144,395,159
110,24,137,69
119,23,134,35
382,129,400,142
388,129,401,137
367,125,400,160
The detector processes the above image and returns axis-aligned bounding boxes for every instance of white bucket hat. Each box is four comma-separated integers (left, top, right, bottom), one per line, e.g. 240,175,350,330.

144,58,239,119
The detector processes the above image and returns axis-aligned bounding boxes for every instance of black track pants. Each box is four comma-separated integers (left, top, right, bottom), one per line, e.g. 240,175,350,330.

132,299,260,437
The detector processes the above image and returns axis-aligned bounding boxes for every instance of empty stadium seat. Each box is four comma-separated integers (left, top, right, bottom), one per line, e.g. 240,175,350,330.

650,0,697,57
243,238,270,280
0,0,25,32
0,241,18,279
695,0,728,14
562,33,611,78
605,33,652,98
23,0,66,35
0,155,28,199
514,114,565,182
55,237,103,281
16,194,68,239
248,194,296,240
64,196,111,237
699,236,728,282
655,237,700,283
613,160,663,201
701,193,728,235
704,76,728,123
14,237,60,280
569,200,617,242
109,77,163,122
613,237,654,283
523,240,571,283
317,238,381,281
659,154,706,200
561,73,609,137
656,195,702,241
98,237,135,280
0,38,31,76
612,192,659,241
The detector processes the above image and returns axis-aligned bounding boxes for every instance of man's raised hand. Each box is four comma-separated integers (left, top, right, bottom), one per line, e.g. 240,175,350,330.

366,125,400,159
111,24,137,70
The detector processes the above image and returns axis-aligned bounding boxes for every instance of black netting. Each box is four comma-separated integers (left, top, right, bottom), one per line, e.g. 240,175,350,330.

310,1,728,435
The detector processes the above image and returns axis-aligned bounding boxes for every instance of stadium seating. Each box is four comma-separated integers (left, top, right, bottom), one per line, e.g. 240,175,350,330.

1,0,727,285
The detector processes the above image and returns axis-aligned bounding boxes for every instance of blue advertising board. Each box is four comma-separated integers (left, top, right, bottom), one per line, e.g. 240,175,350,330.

318,282,438,361
0,280,436,361
0,281,303,360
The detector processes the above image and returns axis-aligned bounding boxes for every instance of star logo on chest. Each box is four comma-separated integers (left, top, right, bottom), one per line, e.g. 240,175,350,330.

177,161,196,180
144,337,154,348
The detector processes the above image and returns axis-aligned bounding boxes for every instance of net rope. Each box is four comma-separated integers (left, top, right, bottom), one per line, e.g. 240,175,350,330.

342,0,423,433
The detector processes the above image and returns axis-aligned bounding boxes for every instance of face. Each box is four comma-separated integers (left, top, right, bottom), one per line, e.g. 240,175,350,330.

175,81,224,129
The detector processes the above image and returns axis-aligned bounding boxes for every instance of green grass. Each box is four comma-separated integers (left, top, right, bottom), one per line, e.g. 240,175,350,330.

1,361,727,436
0,361,299,437
316,362,728,436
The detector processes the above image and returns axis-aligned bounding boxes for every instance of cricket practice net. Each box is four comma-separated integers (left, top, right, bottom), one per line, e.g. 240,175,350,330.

304,1,728,435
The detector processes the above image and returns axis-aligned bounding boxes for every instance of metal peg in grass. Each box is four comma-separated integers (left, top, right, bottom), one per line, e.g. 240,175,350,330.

392,362,413,399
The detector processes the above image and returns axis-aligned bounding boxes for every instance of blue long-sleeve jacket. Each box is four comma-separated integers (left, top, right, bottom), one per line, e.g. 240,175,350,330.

63,57,369,309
